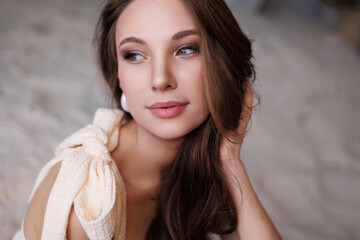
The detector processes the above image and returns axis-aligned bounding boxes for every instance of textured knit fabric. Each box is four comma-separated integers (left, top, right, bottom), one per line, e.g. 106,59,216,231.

13,108,127,240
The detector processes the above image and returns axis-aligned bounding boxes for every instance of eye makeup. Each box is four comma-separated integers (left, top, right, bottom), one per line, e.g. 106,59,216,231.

123,51,144,61
119,40,200,63
175,43,200,57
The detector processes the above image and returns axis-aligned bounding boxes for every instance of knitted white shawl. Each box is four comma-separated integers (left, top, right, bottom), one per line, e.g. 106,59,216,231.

14,108,127,240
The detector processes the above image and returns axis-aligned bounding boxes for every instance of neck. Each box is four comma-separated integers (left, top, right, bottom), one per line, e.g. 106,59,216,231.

135,121,183,176
115,119,183,186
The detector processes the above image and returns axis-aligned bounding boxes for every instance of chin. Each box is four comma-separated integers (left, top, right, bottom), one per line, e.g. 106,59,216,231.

131,108,210,140
148,121,198,140
154,129,189,140
144,116,207,140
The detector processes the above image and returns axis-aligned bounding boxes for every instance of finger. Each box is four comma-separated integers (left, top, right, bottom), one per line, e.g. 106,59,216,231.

238,82,254,134
221,83,254,159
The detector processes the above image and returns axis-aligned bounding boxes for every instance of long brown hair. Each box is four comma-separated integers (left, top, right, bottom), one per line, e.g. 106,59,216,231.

94,0,256,238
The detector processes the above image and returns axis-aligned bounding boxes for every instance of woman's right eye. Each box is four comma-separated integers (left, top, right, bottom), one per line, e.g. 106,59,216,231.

123,52,145,62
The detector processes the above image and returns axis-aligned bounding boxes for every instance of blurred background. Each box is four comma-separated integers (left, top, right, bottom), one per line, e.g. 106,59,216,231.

0,0,359,239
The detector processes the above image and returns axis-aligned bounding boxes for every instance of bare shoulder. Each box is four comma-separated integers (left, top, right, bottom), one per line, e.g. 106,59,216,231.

67,204,90,240
23,162,88,240
23,162,61,239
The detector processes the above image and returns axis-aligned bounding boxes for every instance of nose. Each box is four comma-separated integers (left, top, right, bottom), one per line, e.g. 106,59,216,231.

151,56,177,91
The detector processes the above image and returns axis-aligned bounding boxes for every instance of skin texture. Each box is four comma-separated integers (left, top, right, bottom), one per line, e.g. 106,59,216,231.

23,162,62,240
115,0,209,141
23,0,282,239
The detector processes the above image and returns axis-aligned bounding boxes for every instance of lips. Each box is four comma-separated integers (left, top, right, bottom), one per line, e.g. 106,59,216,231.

150,101,186,109
149,101,188,118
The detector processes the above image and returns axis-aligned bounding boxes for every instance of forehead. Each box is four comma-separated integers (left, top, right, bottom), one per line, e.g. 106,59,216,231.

115,0,196,40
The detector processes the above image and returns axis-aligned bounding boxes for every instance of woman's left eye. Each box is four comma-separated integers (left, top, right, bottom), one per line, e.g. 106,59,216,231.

176,45,200,56
123,52,144,62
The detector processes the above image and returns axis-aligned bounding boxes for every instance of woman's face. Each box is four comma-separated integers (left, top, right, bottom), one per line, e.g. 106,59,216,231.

115,0,209,140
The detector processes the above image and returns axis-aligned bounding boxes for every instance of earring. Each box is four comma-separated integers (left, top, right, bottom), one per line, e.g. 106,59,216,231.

121,93,129,112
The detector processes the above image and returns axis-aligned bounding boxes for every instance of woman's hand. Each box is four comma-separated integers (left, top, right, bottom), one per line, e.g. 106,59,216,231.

219,82,282,240
219,82,254,166
219,81,254,210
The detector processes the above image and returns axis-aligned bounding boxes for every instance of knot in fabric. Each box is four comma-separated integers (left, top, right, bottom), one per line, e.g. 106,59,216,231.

37,108,126,240
82,130,112,162
54,108,124,156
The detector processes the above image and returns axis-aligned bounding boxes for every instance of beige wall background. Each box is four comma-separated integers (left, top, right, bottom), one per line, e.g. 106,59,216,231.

1,0,359,239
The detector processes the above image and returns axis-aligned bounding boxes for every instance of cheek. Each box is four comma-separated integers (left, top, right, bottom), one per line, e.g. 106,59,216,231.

117,65,149,113
176,59,203,88
195,85,209,118
117,63,133,90
117,63,148,92
180,62,208,109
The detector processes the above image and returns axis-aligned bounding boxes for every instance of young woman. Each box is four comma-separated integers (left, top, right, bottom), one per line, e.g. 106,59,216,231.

15,0,282,239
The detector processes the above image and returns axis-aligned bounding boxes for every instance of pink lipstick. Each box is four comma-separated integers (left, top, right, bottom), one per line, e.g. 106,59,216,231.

149,101,188,118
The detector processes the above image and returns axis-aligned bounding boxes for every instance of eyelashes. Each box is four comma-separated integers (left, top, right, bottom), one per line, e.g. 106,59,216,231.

121,44,200,63
176,44,200,56
123,52,144,61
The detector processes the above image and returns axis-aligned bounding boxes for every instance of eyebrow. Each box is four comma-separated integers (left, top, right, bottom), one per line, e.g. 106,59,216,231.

118,29,199,48
172,29,199,40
